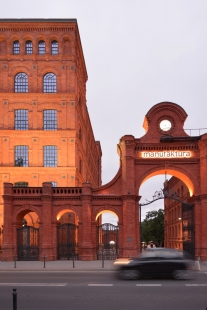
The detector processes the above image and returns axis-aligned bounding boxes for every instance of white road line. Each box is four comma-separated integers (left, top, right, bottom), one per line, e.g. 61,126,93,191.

204,272,207,274
185,284,207,286
136,284,162,286
88,284,113,286
0,283,67,286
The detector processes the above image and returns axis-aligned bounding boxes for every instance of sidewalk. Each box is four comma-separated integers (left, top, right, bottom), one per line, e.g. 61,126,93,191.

0,259,206,272
0,260,116,271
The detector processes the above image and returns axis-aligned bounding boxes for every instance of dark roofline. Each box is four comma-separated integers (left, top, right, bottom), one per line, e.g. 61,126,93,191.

0,18,77,23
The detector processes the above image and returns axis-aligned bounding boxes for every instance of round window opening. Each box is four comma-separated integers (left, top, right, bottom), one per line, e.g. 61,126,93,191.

159,119,172,132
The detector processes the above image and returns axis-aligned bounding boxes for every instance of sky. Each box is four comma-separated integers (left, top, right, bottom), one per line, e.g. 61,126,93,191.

1,0,207,223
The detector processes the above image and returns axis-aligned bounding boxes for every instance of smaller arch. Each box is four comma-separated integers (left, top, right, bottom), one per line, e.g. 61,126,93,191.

14,72,28,93
43,73,57,93
13,40,20,55
38,40,46,55
51,40,58,55
0,40,7,55
25,40,33,55
95,210,119,222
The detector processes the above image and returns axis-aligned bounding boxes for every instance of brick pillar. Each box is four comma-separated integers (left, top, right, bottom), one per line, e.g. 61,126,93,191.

79,182,93,260
122,195,140,258
1,183,14,261
198,136,207,260
119,135,140,257
40,182,54,261
91,220,97,259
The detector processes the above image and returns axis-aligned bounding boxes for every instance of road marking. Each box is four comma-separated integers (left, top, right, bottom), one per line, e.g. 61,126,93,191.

185,284,207,286
204,272,207,274
136,284,162,286
88,284,113,286
0,283,67,286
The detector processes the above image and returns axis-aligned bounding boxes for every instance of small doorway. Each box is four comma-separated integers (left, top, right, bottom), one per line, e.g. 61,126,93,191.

97,223,119,260
57,223,78,260
17,225,39,261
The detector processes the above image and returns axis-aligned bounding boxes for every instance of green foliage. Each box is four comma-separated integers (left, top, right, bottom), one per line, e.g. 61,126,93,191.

141,209,164,247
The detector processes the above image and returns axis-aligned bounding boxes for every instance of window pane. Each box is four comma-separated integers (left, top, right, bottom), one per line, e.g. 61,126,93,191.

44,146,57,167
43,73,57,93
13,40,20,54
25,40,32,54
38,40,45,55
44,110,57,130
15,73,28,93
51,40,58,55
15,110,28,130
15,146,28,167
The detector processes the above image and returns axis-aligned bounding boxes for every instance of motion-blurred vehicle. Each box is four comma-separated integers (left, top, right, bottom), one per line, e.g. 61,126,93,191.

114,248,194,280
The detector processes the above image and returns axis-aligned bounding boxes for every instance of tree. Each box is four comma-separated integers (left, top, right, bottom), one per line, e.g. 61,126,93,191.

141,209,164,247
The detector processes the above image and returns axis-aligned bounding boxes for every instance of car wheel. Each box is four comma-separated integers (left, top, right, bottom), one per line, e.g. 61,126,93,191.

172,270,193,280
119,269,141,280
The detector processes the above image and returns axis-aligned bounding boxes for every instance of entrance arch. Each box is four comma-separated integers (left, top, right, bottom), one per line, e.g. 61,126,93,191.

56,209,79,260
15,209,40,261
96,210,119,260
138,168,197,197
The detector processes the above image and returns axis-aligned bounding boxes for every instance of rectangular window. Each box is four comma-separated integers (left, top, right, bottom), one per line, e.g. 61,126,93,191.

15,146,28,167
44,146,57,167
15,110,28,130
44,110,57,130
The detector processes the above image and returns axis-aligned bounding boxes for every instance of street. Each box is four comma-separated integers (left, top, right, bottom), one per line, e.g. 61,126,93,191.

0,270,206,310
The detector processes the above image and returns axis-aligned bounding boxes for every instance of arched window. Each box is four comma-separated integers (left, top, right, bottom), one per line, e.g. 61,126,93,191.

14,73,28,93
38,40,45,55
43,110,57,130
13,40,20,54
25,40,32,54
44,146,57,167
51,40,58,55
43,73,57,93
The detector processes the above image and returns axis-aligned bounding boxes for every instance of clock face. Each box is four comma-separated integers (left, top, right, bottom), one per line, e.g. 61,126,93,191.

159,120,172,131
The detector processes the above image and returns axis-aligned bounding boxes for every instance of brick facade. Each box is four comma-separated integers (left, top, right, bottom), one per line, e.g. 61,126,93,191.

0,19,102,246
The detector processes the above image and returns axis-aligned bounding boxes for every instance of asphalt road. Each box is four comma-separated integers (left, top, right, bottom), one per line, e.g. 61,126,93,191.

0,270,207,310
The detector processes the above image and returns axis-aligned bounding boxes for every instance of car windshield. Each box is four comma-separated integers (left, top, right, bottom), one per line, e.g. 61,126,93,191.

140,249,184,259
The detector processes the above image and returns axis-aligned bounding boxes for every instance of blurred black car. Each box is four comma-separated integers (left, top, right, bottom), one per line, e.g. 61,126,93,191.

115,248,194,280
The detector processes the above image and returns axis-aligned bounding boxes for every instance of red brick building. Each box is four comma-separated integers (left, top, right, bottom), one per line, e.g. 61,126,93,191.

164,177,190,250
0,19,102,251
1,20,207,262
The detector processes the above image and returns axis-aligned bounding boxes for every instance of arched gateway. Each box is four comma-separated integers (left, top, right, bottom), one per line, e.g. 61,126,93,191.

2,102,207,261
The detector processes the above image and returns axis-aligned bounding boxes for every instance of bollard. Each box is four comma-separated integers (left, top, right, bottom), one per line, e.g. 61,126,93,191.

12,288,17,310
102,254,104,268
14,256,16,269
43,255,46,268
72,255,75,268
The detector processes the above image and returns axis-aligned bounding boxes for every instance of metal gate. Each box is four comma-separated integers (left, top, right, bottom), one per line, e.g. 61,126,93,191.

57,223,78,260
97,223,119,260
17,226,39,261
182,203,195,259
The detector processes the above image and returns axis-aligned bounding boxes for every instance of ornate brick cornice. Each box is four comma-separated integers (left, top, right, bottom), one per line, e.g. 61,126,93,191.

0,26,76,33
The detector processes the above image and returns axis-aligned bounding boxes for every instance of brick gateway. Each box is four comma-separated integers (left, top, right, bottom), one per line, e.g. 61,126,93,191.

2,102,207,261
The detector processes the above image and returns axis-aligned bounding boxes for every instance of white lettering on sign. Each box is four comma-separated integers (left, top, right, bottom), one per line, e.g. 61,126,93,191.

141,151,191,158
